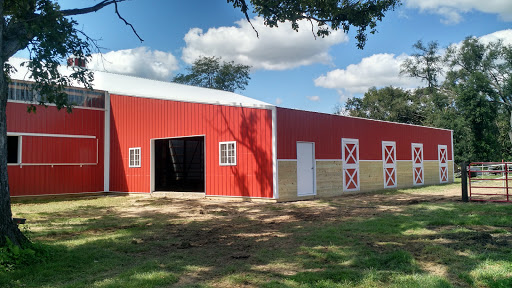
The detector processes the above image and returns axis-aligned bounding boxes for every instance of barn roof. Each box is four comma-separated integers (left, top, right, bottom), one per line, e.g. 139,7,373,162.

8,57,273,109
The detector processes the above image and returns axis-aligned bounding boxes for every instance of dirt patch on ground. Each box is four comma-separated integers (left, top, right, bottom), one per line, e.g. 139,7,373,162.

88,183,511,287
107,185,469,284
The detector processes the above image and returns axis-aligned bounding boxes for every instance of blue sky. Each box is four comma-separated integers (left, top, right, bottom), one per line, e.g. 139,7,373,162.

17,0,512,113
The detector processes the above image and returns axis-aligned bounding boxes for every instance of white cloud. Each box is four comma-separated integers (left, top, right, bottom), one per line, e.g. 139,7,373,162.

88,47,179,81
405,0,512,24
479,29,512,45
315,29,512,102
275,98,283,105
314,53,423,96
307,95,320,102
182,17,348,70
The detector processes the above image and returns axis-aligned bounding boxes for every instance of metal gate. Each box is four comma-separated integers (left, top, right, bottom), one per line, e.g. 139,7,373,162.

468,162,511,202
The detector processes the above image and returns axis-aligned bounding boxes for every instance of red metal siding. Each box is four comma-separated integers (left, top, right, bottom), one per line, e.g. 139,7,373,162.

277,108,453,161
7,102,104,196
109,94,273,198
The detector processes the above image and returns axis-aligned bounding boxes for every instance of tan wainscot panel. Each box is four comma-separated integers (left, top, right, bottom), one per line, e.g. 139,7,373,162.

423,161,440,185
447,161,454,182
359,161,384,192
278,159,455,201
397,161,413,188
277,161,298,201
316,161,343,197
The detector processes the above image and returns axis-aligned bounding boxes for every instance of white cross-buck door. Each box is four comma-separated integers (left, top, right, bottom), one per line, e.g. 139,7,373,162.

438,145,448,183
382,141,397,188
297,142,316,196
412,143,424,185
342,138,359,192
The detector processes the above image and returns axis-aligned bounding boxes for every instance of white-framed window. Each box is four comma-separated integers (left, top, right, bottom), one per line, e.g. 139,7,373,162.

129,147,141,168
219,141,236,166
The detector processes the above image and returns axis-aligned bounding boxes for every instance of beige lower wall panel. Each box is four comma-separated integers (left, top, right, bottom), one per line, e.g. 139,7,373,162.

316,161,343,197
278,161,298,201
424,161,440,185
397,161,413,188
359,161,384,192
277,159,454,201
448,161,454,181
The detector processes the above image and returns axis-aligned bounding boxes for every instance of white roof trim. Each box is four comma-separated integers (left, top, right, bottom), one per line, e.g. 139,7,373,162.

8,57,273,110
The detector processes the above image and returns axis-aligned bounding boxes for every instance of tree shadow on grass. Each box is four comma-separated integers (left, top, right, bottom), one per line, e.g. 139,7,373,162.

5,196,512,287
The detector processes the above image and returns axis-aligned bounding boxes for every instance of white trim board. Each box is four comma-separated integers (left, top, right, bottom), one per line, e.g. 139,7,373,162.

11,163,97,167
271,107,278,199
104,91,110,192
150,134,209,141
7,99,106,111
7,132,96,139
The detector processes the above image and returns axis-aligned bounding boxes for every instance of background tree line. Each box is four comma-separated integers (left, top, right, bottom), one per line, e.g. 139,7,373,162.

339,38,512,164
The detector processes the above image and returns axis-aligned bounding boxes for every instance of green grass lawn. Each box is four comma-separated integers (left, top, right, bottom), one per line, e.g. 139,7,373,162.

2,182,512,287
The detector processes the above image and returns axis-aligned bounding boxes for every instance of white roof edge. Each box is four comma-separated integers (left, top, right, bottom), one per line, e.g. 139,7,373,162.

277,106,454,132
7,57,274,110
107,90,275,110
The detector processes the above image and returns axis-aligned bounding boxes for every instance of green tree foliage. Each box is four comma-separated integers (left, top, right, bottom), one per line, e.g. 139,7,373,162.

400,40,443,91
344,86,426,125
443,38,512,161
0,0,401,248
229,0,400,49
173,56,251,93
344,38,512,163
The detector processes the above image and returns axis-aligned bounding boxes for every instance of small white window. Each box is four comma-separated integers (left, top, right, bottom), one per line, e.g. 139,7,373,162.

219,141,236,166
129,147,141,168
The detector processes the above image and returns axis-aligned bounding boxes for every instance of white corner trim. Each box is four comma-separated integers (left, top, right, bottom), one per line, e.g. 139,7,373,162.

104,91,110,192
271,107,278,200
451,130,455,182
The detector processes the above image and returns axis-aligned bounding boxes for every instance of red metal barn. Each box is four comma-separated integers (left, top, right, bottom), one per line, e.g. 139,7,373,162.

6,58,453,201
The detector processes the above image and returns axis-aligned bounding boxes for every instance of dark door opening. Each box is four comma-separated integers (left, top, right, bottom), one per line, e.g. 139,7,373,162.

7,136,19,164
154,136,205,192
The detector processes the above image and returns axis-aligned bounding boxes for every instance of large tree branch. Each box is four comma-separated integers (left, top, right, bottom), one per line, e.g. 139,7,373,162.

62,0,143,42
2,0,143,58
113,1,143,42
2,22,31,59
60,0,126,16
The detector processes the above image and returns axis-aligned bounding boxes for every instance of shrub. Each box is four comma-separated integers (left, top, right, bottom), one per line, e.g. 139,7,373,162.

0,238,50,271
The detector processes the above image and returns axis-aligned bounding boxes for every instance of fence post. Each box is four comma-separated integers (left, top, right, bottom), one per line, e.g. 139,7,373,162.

461,161,468,202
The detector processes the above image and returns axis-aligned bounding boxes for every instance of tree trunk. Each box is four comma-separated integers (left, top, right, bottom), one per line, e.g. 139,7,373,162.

0,68,28,247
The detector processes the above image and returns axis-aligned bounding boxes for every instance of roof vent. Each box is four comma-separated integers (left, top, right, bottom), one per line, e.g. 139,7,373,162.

67,56,87,68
